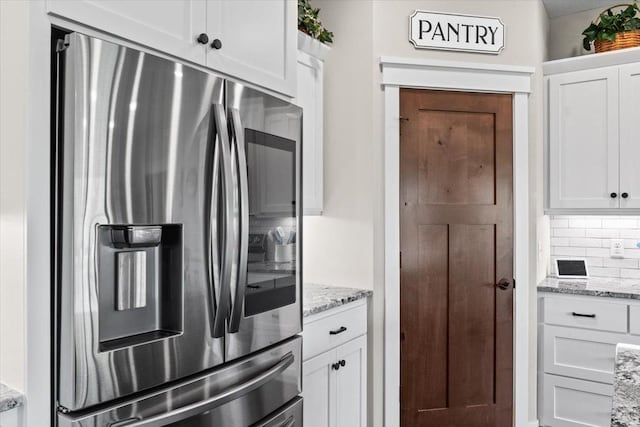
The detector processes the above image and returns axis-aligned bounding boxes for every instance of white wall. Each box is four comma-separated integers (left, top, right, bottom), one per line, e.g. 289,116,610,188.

547,7,602,60
303,1,549,425
0,0,29,394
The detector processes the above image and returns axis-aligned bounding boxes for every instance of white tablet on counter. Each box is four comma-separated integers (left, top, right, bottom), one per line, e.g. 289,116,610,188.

554,258,589,279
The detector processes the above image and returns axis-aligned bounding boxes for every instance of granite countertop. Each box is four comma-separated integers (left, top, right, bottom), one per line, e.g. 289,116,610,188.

538,276,640,300
0,383,24,413
612,343,640,426
303,283,372,317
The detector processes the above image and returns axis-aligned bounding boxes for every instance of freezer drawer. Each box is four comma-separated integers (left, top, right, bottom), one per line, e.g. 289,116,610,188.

57,337,301,427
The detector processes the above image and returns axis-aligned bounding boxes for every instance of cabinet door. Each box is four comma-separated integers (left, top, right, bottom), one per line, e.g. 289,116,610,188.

335,336,367,427
619,63,640,209
549,67,620,209
541,374,613,427
206,0,296,96
302,350,335,427
46,0,207,64
297,51,324,215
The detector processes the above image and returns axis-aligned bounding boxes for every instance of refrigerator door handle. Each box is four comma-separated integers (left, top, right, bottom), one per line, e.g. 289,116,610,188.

118,352,295,426
210,103,235,338
228,107,249,333
207,110,223,338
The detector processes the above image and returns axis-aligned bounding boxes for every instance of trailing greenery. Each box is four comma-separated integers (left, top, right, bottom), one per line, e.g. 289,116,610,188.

582,3,640,50
298,0,334,44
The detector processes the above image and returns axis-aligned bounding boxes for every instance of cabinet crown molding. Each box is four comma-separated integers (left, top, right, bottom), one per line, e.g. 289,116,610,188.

544,46,640,76
297,31,331,61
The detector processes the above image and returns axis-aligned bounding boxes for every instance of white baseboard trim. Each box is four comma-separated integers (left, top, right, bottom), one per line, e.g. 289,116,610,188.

528,420,540,427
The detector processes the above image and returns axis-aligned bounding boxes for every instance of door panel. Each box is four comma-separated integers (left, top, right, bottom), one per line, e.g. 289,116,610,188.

47,0,207,64
400,89,513,426
620,63,640,209
449,224,496,407
548,68,620,209
417,111,496,205
402,225,448,410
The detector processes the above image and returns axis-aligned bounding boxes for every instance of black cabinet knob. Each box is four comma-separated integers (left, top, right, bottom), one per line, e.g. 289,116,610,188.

197,33,209,44
622,192,629,199
339,360,346,367
210,39,222,50
331,362,340,371
611,192,618,198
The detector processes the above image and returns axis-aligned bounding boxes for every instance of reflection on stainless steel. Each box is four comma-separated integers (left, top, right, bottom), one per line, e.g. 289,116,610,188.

57,337,301,427
58,33,225,410
115,251,147,311
55,32,303,425
226,82,302,361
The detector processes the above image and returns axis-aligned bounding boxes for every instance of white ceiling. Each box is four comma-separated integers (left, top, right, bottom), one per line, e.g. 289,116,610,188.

542,0,621,18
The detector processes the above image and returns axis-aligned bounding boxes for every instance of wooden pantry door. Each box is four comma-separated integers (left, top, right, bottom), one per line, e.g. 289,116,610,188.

399,89,514,427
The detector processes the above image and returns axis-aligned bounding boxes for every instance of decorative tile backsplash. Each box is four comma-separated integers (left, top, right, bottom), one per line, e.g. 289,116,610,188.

550,216,640,279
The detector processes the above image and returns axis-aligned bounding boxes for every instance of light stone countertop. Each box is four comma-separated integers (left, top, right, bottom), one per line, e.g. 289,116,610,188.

612,343,640,426
0,383,24,413
538,276,640,300
303,283,372,317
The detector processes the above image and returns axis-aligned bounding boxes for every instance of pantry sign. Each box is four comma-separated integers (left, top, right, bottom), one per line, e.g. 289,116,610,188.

409,10,505,54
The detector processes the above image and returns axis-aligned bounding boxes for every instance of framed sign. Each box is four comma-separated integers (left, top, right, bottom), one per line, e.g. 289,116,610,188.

409,10,505,54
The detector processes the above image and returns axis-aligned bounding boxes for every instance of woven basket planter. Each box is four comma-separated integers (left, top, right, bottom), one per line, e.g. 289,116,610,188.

594,29,640,52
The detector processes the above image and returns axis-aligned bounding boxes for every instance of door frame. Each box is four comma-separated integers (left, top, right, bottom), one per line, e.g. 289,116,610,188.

381,57,535,427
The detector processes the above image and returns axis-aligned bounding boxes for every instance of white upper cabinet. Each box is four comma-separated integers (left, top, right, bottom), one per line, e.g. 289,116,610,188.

619,63,640,209
206,0,297,96
548,67,620,210
46,0,207,64
296,33,330,215
46,0,297,96
545,48,640,213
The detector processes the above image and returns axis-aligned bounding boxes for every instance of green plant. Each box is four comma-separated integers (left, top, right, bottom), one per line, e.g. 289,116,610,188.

298,0,334,44
582,3,640,50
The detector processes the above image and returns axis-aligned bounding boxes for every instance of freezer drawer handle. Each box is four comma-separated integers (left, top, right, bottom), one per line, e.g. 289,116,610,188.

120,352,295,426
329,326,347,335
278,416,295,427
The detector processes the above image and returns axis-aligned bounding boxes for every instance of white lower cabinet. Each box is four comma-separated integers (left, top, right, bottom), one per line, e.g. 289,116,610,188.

542,374,613,427
303,301,368,427
539,293,640,426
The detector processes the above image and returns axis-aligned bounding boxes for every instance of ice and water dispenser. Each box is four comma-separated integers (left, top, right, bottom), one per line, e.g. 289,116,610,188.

97,224,183,351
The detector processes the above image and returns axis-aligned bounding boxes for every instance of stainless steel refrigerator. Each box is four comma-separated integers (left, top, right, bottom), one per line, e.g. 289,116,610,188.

54,32,302,426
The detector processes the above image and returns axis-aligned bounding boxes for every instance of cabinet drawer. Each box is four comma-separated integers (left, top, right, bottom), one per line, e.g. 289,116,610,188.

541,374,613,427
542,325,638,384
303,302,367,361
543,297,628,333
630,305,640,336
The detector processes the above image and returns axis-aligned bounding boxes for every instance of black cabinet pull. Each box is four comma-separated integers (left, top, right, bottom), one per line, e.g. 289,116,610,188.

572,312,596,318
210,39,223,50
196,33,209,44
329,326,347,335
339,359,346,367
331,362,340,371
622,192,629,199
611,192,618,198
